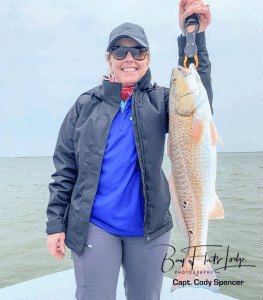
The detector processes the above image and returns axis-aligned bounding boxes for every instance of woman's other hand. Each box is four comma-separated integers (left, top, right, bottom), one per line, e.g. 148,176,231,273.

179,0,211,35
47,232,66,259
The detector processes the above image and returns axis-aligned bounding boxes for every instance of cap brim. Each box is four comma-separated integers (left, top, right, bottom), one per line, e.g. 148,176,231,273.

107,34,148,52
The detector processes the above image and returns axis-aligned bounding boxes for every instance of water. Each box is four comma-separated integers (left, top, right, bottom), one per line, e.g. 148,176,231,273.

0,153,262,299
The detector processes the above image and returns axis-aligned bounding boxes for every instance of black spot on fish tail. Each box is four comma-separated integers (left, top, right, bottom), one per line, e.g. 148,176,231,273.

189,230,193,234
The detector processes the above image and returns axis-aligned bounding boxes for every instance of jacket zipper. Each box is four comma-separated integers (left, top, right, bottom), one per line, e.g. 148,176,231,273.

120,100,126,131
132,89,149,242
120,108,124,131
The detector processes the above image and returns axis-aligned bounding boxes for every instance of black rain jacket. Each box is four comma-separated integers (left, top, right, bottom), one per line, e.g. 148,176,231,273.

46,32,213,256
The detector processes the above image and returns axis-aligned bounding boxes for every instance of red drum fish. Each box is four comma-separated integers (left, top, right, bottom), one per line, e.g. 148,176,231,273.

167,64,224,293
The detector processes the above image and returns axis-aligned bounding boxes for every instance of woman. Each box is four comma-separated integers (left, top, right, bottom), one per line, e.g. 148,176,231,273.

46,1,212,299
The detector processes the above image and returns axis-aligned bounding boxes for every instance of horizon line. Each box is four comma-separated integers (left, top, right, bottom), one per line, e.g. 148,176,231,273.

1,151,263,159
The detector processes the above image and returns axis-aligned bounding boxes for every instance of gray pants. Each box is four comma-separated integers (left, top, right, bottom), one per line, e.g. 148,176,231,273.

71,222,171,300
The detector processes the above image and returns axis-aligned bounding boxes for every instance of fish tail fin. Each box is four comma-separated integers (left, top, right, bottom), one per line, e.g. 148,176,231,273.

209,193,225,220
171,261,220,293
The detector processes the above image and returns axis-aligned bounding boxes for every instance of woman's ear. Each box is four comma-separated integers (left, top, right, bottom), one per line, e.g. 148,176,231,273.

108,60,113,74
146,56,150,68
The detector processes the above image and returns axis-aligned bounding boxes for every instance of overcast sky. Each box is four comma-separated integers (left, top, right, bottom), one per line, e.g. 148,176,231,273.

1,0,262,157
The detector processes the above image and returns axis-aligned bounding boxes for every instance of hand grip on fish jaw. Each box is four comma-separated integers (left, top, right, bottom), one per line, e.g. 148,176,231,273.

183,13,199,69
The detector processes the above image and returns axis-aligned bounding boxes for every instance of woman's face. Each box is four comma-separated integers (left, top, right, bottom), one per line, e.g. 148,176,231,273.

108,37,150,87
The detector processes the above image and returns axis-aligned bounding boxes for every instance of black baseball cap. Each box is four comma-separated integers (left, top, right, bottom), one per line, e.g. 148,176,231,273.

107,22,149,52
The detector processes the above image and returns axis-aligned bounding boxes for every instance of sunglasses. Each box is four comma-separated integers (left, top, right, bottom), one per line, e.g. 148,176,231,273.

110,46,148,61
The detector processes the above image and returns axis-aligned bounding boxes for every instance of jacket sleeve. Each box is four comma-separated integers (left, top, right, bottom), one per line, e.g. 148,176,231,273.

46,101,79,235
178,31,213,114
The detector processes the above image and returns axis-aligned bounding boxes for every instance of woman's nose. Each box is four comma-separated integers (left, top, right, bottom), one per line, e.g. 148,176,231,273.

125,51,134,61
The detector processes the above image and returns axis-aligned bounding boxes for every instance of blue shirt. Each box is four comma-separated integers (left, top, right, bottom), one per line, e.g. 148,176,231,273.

89,95,144,236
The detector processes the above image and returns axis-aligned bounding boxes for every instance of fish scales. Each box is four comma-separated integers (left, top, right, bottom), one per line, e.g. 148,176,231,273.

168,64,224,293
169,73,210,257
170,113,207,257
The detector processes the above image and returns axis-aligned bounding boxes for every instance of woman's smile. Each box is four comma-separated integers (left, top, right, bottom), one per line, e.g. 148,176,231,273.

122,68,138,72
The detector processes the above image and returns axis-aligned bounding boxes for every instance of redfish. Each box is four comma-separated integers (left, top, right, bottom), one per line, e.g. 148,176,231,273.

167,64,224,293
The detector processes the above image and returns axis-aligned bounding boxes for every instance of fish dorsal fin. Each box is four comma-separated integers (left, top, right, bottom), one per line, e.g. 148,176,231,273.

210,121,223,146
209,193,225,220
192,114,204,143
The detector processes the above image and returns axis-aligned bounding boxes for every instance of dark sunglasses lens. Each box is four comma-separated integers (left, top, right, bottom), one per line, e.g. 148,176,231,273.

112,47,147,60
112,47,129,60
132,48,147,60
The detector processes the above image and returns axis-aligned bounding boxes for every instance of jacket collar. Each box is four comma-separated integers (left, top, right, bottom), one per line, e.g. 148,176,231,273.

135,68,152,91
93,68,152,103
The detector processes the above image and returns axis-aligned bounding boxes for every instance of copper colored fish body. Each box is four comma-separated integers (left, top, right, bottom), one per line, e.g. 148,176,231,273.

168,64,224,293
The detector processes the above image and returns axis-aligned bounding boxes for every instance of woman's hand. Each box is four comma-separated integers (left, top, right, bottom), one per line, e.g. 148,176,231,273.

47,232,66,259
179,0,211,35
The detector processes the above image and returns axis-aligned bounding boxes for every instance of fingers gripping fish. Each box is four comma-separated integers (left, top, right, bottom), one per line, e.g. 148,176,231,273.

167,64,224,293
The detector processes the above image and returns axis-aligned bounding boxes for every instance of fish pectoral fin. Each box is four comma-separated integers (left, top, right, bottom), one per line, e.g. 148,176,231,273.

209,193,225,220
192,114,204,143
169,172,189,238
210,121,223,146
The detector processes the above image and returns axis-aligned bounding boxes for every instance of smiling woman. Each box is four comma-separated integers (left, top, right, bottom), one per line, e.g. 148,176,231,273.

46,1,213,299
105,37,150,87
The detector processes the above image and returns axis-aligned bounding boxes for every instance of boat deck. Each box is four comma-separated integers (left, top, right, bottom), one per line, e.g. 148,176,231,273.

0,269,238,300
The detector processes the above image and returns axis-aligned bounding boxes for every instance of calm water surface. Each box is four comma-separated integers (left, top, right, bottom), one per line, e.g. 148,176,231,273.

0,153,262,300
